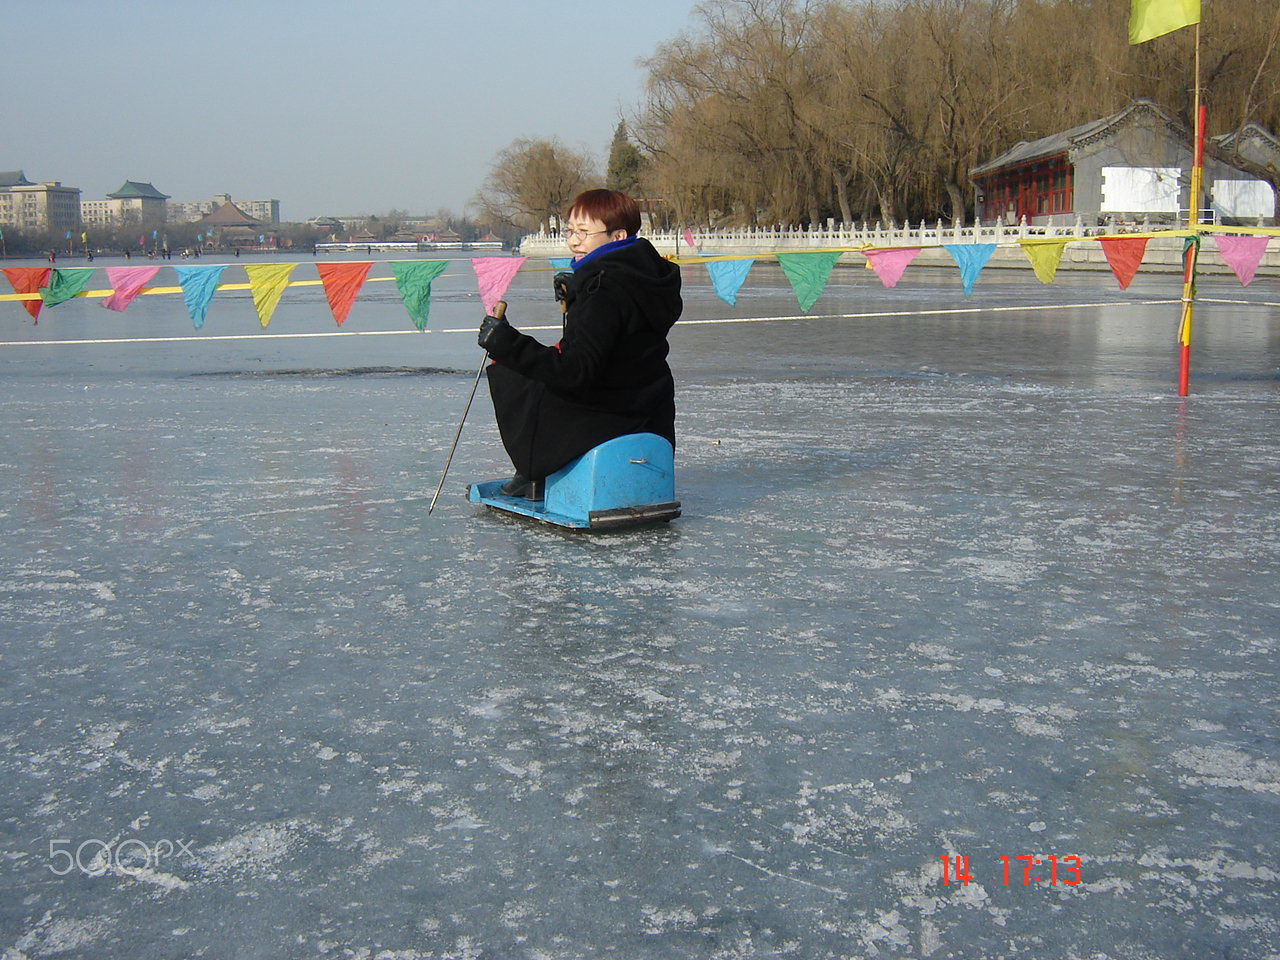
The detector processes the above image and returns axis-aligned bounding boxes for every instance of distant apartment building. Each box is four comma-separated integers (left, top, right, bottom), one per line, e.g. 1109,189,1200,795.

81,180,170,228
236,198,280,224
168,193,280,225
0,171,82,234
167,199,216,223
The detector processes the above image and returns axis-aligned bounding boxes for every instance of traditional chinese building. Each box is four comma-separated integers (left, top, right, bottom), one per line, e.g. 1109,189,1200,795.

196,200,262,248
171,194,280,225
970,99,1277,226
81,180,170,227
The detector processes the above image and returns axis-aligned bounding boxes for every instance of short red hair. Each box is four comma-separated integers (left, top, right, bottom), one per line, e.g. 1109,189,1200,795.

567,189,641,236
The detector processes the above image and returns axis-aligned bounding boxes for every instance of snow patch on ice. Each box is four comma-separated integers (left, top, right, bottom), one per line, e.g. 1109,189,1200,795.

10,913,112,956
197,821,301,879
1171,746,1280,795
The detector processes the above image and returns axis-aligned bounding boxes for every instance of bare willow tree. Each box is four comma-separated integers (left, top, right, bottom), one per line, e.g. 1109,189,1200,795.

812,0,933,223
634,0,1280,226
637,0,834,226
475,138,598,235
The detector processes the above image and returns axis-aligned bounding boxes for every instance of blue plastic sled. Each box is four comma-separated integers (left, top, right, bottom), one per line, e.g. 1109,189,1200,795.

468,433,681,530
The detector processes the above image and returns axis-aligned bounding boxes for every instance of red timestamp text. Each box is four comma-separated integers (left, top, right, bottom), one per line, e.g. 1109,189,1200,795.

939,855,1083,887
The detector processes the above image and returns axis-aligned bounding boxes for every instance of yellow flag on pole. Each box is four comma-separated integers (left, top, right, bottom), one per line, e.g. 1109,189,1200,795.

1129,0,1200,44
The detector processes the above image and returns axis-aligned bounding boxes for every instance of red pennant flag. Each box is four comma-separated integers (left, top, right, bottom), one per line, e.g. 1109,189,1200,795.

316,261,373,325
1099,237,1150,290
3,266,52,323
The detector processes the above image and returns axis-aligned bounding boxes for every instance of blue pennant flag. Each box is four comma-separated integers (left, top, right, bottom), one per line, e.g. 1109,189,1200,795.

704,258,755,306
174,265,227,328
943,244,996,295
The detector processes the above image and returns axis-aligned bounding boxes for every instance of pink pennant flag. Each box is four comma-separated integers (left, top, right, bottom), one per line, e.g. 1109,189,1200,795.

864,247,921,288
682,229,696,247
1212,234,1270,287
471,257,527,314
101,266,161,312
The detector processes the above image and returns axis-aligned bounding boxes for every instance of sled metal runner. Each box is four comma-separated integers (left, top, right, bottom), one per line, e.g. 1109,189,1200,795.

468,433,681,531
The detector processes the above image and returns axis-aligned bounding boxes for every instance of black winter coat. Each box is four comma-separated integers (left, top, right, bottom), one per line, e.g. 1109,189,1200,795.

483,237,682,480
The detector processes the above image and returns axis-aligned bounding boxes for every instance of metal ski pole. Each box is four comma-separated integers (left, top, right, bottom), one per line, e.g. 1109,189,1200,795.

428,300,505,514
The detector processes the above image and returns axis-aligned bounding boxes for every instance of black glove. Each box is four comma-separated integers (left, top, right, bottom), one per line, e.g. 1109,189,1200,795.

478,312,510,350
552,272,573,306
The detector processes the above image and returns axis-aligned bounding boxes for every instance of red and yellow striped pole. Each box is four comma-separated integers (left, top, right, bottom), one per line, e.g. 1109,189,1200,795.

1177,28,1204,397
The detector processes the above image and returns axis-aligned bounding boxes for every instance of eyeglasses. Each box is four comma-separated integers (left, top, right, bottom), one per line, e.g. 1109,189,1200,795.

562,227,609,240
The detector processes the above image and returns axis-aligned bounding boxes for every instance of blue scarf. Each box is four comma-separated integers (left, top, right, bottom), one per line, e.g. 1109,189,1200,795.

572,235,639,270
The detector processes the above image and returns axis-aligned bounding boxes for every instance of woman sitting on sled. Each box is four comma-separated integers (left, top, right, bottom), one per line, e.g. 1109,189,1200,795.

478,188,683,500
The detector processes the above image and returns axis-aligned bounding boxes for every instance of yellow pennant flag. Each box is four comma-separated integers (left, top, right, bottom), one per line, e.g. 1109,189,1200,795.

243,263,297,328
1129,0,1199,44
1018,238,1072,285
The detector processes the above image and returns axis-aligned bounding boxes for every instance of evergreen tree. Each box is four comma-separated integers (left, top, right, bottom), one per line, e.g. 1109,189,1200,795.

606,121,646,195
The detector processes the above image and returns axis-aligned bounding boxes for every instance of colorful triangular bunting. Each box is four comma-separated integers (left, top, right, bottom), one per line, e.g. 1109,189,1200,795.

243,263,297,327
316,261,373,326
1212,234,1270,287
943,244,996,295
40,268,95,307
864,247,920,288
1018,239,1071,285
390,260,449,331
3,266,51,322
1099,237,1149,290
102,266,161,312
174,265,227,329
775,251,842,312
472,257,527,314
704,258,754,306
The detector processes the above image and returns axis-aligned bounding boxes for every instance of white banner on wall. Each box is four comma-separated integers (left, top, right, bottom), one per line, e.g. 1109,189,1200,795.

1100,166,1182,213
1211,179,1276,219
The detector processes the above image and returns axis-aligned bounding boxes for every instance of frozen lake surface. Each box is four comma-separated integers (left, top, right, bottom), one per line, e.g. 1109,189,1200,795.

2,255,1278,958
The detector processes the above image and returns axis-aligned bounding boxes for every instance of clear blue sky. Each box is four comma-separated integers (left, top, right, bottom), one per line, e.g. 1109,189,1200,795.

11,0,704,221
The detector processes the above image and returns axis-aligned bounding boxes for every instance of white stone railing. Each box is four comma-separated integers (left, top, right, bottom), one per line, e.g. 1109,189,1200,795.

518,215,1280,275
520,216,1153,257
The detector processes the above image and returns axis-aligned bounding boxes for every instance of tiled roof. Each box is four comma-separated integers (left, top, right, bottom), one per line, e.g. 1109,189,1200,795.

1214,122,1280,154
972,100,1180,177
197,201,259,226
0,171,35,188
107,180,171,200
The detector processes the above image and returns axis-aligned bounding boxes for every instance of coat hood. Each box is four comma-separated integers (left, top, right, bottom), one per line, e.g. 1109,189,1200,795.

568,237,682,334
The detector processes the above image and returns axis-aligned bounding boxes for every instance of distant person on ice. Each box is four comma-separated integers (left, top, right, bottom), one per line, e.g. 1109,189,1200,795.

477,189,682,500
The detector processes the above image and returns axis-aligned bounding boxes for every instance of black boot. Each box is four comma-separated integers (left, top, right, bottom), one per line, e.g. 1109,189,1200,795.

500,474,544,500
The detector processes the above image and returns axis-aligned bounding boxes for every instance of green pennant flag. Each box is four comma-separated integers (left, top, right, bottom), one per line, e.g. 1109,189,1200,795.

391,260,449,331
775,251,842,313
40,268,95,307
